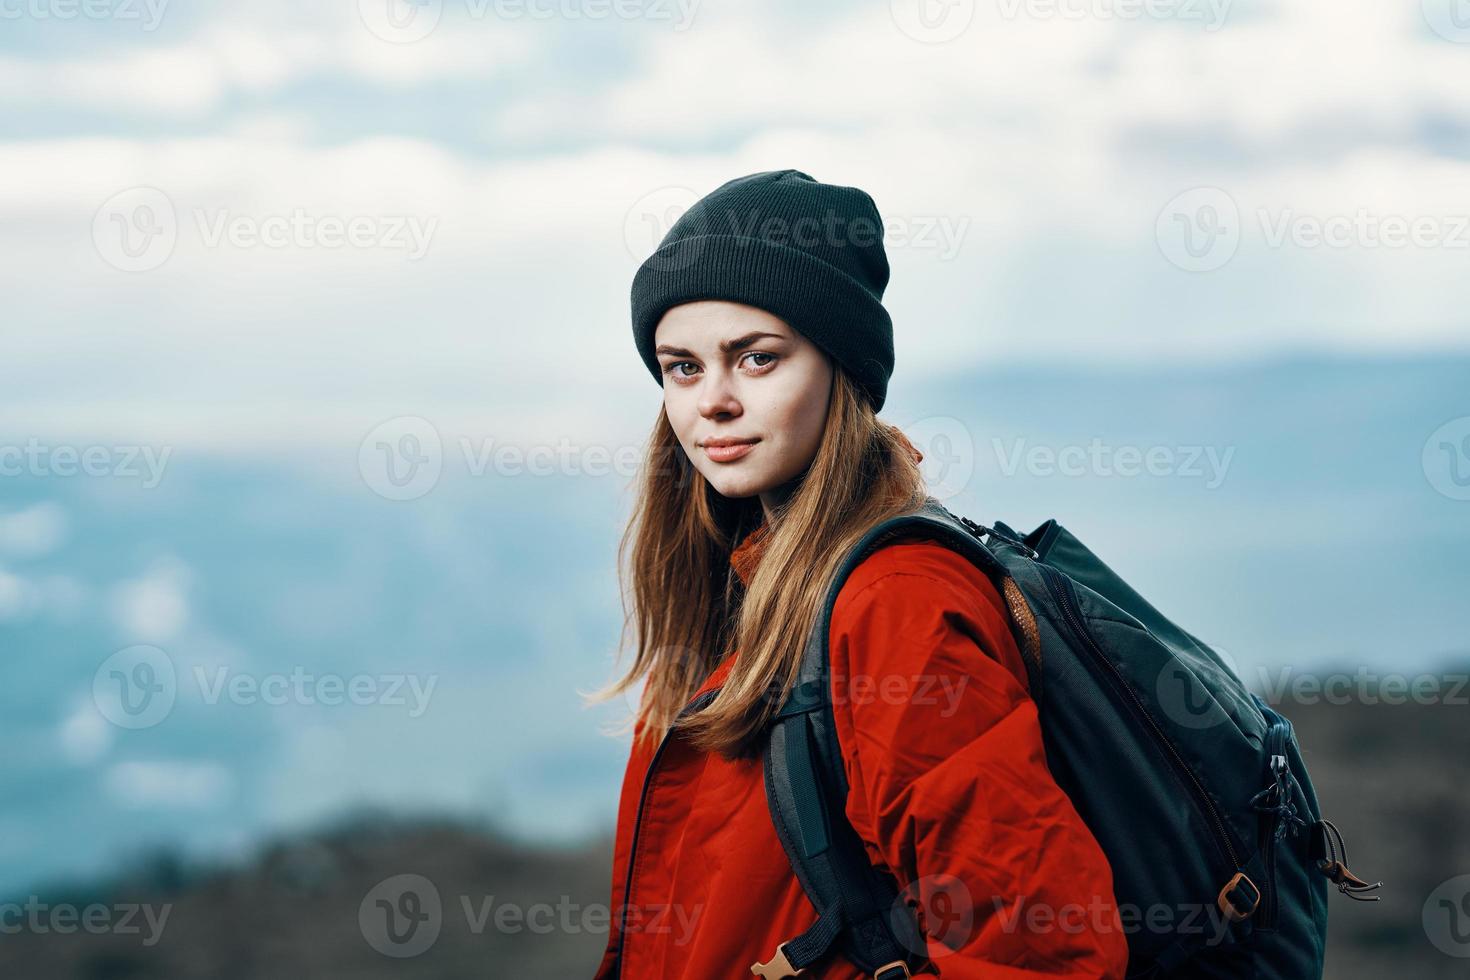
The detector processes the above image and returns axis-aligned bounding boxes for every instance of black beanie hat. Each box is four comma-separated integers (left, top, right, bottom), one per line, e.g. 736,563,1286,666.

630,169,895,412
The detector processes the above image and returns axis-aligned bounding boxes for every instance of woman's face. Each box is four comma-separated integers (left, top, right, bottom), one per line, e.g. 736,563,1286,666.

654,300,833,511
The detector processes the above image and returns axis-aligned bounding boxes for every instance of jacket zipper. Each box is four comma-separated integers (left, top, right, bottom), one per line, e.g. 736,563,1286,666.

1033,561,1245,879
612,686,721,980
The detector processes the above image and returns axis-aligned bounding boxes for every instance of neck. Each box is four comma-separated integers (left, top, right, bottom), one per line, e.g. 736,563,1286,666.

758,476,799,523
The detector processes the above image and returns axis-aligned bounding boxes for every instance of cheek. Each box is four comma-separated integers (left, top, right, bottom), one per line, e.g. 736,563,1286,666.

790,382,830,448
664,394,699,450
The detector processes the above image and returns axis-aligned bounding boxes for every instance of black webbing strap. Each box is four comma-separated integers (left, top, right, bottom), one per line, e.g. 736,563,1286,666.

779,901,844,968
757,500,989,976
763,704,918,974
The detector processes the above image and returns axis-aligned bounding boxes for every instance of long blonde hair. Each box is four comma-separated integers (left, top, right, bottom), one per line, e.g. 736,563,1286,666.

585,368,928,760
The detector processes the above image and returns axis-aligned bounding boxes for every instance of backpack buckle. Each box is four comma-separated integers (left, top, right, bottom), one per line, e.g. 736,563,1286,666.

751,942,804,978
1216,871,1261,922
874,961,912,979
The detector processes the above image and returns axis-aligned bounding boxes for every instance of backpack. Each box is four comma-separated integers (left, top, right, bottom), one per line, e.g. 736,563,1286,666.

753,497,1380,979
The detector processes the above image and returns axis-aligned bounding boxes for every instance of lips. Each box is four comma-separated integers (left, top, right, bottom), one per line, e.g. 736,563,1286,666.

701,438,759,463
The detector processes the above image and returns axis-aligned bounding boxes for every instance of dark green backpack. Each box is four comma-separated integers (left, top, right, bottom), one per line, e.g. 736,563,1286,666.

756,497,1380,979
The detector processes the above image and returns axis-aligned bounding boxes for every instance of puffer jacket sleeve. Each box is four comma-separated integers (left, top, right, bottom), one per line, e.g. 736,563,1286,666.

828,542,1129,979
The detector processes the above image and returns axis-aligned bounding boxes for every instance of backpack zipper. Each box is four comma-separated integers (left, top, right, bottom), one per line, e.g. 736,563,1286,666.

1033,561,1248,886
612,686,721,980
1255,716,1293,930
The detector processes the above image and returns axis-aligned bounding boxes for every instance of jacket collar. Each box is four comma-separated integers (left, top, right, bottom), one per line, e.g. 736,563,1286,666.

730,520,771,588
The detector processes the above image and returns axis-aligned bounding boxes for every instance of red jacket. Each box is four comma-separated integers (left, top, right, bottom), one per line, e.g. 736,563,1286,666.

593,524,1129,979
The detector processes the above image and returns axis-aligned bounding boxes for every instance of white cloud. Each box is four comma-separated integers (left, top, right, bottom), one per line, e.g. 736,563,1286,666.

110,559,191,642
59,699,114,765
1,0,1468,447
105,759,234,809
0,18,534,117
490,0,1470,150
0,568,35,621
0,502,68,559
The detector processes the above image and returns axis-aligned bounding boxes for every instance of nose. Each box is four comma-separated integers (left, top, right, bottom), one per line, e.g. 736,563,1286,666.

697,365,743,420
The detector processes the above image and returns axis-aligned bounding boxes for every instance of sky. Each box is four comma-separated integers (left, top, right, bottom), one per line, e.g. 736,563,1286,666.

2,0,1469,895
2,0,1468,454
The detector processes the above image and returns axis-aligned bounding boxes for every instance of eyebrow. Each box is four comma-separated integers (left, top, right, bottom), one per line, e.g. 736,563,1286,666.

654,331,786,359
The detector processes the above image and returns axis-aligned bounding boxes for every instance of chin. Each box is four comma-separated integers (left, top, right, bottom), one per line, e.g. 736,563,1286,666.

702,471,772,500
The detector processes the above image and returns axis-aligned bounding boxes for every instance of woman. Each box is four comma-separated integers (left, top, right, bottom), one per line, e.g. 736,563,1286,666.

589,170,1128,978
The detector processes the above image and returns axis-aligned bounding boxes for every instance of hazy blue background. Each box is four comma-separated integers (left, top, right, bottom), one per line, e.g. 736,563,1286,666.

2,0,1467,913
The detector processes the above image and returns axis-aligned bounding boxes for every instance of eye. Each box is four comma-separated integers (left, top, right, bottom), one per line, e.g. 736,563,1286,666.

663,360,698,381
742,352,776,370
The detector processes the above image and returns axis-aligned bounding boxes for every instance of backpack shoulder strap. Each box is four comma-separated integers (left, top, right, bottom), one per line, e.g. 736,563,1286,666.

755,498,1004,978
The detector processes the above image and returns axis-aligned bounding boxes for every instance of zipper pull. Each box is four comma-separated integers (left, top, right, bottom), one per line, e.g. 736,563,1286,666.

1250,730,1307,841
